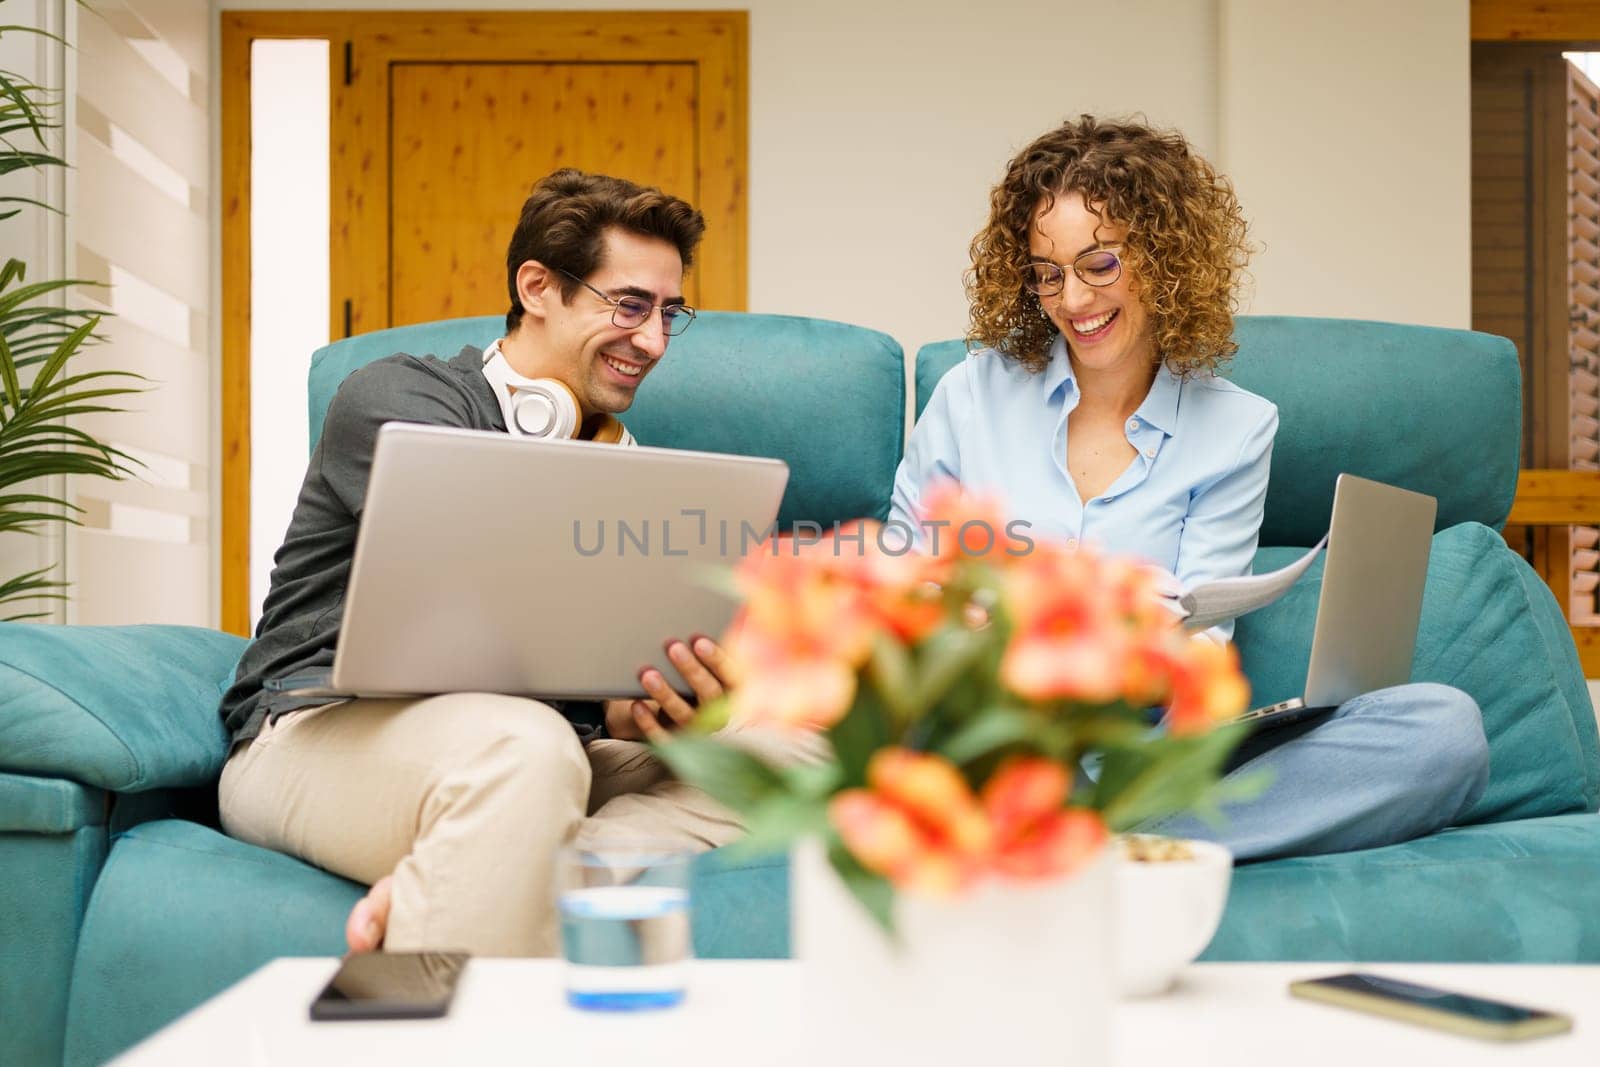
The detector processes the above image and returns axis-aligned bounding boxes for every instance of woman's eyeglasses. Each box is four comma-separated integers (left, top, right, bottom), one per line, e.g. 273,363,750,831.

1022,246,1123,295
557,268,698,336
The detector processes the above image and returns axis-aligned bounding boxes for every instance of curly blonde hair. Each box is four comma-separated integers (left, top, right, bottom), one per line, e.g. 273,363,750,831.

967,116,1251,375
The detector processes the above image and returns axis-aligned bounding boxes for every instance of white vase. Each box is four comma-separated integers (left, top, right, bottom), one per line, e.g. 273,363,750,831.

791,838,1113,1066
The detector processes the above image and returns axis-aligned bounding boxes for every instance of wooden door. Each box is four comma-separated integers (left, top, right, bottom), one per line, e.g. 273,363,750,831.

387,62,700,325
220,11,747,635
331,12,745,337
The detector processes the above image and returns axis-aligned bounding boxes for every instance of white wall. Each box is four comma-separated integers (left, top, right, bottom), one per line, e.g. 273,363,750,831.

215,0,1221,358
72,0,214,625
218,0,1473,342
1219,0,1470,328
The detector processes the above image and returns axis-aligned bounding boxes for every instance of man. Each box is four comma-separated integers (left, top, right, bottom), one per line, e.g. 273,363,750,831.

218,170,756,956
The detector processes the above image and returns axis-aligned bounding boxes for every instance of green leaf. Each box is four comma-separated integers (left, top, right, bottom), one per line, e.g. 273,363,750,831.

0,72,49,146
936,706,1036,765
778,757,843,799
866,632,915,725
0,564,66,620
722,793,831,859
0,24,71,48
1097,723,1251,831
908,624,992,711
1178,769,1275,828
686,693,733,734
0,196,60,218
828,838,896,938
0,325,20,408
650,733,786,815
0,150,64,176
1067,710,1156,748
827,684,893,787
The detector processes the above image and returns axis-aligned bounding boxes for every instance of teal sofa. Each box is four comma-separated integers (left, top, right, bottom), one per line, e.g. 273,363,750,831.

2,313,1596,1066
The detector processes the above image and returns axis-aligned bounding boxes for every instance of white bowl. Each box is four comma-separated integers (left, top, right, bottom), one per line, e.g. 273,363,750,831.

1112,837,1233,997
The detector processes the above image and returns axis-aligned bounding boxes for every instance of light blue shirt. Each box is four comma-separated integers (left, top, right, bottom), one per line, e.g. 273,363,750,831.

889,335,1279,641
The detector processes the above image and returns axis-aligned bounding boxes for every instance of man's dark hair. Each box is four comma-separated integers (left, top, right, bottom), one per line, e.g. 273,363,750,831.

504,169,706,332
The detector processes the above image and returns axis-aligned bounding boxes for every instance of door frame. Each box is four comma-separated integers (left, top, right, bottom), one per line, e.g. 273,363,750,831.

219,10,748,635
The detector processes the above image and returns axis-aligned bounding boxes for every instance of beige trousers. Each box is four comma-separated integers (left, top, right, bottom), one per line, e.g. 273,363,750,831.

218,694,816,957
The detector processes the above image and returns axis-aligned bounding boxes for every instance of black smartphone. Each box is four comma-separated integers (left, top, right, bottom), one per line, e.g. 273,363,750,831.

1289,972,1573,1042
309,950,470,1021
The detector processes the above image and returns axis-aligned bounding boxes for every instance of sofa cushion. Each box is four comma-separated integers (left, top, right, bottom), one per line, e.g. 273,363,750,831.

915,317,1521,545
1206,812,1600,962
64,818,788,1064
308,312,907,527
0,623,247,792
64,819,363,1066
1234,523,1597,824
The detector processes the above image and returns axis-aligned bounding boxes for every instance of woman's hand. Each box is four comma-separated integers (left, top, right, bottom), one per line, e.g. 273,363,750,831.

603,636,736,741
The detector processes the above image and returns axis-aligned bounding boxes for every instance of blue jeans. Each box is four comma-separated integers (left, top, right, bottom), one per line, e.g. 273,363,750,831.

1142,683,1490,862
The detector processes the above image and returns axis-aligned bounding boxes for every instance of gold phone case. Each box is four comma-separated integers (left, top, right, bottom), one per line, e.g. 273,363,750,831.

1289,978,1574,1042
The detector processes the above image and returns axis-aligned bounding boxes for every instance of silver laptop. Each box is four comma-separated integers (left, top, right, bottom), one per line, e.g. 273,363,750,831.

323,423,789,700
1238,474,1438,729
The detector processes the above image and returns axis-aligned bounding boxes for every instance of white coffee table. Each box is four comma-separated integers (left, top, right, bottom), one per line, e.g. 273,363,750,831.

114,958,1596,1066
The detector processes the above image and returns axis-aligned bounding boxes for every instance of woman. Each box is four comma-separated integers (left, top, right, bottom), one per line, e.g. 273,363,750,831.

889,116,1488,861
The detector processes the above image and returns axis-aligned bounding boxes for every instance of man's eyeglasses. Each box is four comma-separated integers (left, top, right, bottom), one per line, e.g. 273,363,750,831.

557,269,697,336
1022,246,1124,295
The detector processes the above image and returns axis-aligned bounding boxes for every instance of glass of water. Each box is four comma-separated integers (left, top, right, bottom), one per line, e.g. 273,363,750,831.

556,842,693,1011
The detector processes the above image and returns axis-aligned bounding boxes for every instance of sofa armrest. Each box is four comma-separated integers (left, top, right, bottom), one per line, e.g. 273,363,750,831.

1237,522,1596,824
0,623,247,792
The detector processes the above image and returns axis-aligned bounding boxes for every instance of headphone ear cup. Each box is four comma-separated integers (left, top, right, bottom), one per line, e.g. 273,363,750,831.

510,379,581,439
589,417,633,446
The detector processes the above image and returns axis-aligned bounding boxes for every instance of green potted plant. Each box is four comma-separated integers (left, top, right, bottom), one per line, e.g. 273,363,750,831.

1,16,140,619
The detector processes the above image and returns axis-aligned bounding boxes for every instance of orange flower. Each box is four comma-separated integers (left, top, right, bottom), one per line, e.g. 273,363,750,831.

999,546,1127,702
1164,637,1250,735
997,542,1207,711
724,643,859,731
994,807,1109,880
722,524,953,731
917,481,1032,563
721,544,881,730
733,550,878,665
982,757,1107,880
1000,625,1129,704
1117,639,1179,710
829,749,993,895
818,520,950,642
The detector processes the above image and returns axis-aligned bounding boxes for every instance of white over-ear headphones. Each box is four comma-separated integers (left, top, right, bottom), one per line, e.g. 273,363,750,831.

481,340,634,446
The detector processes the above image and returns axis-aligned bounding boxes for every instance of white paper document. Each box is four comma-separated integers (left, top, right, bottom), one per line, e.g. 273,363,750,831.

1172,535,1329,632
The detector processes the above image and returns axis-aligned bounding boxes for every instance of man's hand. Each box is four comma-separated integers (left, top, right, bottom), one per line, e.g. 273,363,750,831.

603,636,736,741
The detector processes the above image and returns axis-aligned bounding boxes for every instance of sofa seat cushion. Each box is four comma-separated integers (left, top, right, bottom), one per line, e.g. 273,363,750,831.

1235,523,1598,824
64,819,788,1063
0,623,246,793
1206,812,1600,962
65,819,365,1066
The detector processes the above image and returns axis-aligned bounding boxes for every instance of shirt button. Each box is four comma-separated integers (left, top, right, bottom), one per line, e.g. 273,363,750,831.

1066,538,1079,549
1144,447,1157,458
1126,418,1139,432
